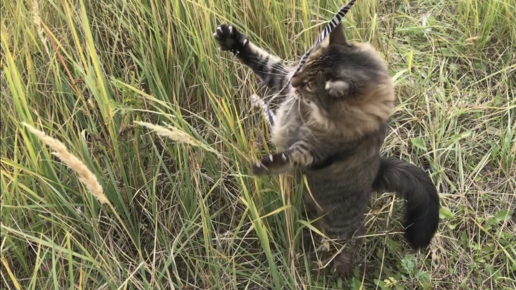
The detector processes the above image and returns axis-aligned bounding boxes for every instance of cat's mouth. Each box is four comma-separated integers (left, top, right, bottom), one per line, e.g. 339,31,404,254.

296,92,313,106
295,89,312,105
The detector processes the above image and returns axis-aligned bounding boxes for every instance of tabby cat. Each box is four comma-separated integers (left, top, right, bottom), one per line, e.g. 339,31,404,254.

214,23,440,278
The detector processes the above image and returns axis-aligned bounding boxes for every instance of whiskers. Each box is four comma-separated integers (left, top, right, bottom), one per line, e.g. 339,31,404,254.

265,69,295,107
244,55,291,76
283,94,299,117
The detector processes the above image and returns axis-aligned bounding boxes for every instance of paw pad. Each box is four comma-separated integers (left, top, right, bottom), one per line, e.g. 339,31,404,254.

214,24,247,54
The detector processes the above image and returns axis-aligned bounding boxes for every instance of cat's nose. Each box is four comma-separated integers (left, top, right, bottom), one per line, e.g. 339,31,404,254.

291,76,303,88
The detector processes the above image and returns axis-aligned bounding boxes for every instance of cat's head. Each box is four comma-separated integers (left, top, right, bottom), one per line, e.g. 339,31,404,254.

291,23,395,124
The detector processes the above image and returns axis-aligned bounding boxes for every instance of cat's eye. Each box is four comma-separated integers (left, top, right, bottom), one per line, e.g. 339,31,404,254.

302,71,321,92
304,81,314,92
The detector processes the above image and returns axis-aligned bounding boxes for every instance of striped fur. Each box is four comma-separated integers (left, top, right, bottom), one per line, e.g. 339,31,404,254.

215,24,293,125
268,0,357,103
214,2,439,279
251,94,276,125
291,0,357,79
215,0,356,126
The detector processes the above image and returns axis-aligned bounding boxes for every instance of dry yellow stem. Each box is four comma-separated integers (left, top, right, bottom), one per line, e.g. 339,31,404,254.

32,0,49,55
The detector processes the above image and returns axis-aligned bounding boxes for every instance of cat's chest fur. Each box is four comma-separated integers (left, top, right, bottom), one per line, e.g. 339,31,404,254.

271,94,336,151
270,96,304,150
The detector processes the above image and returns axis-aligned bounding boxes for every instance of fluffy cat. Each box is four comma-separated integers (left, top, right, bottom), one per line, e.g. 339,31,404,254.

215,22,440,278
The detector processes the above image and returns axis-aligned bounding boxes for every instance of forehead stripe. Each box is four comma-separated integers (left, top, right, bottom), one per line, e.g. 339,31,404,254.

290,0,357,79
270,0,357,103
263,0,358,126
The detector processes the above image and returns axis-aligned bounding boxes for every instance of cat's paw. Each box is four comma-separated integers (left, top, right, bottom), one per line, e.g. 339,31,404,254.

251,152,291,175
214,24,248,54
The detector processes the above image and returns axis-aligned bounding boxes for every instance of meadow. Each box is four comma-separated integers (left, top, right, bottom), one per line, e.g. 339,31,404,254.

1,0,515,289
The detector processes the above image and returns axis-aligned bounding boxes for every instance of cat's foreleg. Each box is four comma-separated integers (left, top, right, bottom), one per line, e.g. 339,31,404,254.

214,24,293,96
250,141,317,175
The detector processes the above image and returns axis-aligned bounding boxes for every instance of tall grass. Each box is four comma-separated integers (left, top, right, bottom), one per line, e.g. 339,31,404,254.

2,0,515,289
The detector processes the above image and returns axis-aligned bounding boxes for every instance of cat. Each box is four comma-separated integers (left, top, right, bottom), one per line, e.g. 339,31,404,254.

214,22,440,278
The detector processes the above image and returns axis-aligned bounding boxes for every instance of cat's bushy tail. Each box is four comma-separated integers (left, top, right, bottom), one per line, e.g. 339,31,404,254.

373,157,440,249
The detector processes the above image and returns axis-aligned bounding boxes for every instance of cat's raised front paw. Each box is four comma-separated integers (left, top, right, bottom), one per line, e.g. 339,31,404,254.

214,24,248,54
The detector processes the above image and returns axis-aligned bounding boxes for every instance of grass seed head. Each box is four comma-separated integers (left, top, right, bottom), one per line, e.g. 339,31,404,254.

21,122,109,205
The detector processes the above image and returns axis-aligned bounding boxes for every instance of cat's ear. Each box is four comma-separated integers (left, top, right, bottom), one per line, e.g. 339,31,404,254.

325,80,349,97
329,23,347,46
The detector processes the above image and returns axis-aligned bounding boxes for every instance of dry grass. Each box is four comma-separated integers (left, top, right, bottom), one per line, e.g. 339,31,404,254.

134,121,221,156
21,122,109,205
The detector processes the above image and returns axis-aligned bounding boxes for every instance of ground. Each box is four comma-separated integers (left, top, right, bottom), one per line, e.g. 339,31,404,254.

1,0,515,289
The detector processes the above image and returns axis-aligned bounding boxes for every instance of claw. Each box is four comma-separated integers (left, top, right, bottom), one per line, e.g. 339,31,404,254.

217,27,223,33
269,154,273,161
